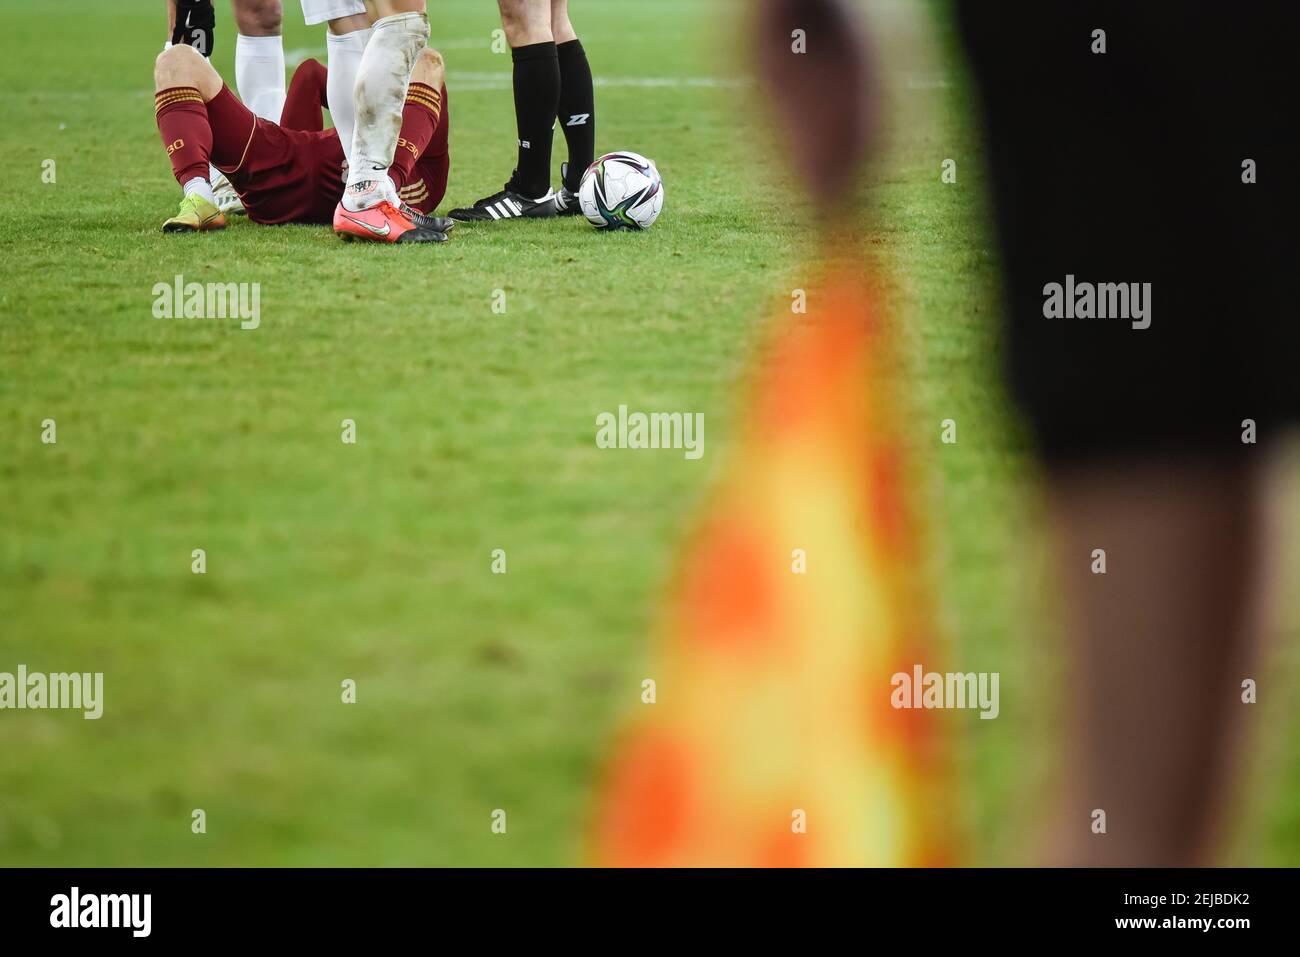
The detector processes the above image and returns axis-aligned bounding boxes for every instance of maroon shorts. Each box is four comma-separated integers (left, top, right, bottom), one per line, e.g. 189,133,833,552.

206,86,343,226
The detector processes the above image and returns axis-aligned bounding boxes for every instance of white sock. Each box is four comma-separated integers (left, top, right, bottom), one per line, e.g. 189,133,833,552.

182,176,217,207
327,26,372,165
344,12,429,206
235,33,286,123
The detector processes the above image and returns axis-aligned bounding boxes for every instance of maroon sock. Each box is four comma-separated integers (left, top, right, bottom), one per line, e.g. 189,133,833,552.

389,82,441,192
155,87,212,187
429,83,449,156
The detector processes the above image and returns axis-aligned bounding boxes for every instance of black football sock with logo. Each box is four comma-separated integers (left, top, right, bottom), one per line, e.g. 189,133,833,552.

511,41,560,199
556,39,596,191
172,0,216,57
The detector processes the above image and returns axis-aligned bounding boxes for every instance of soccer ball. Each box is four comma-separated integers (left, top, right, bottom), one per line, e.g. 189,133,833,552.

578,151,664,231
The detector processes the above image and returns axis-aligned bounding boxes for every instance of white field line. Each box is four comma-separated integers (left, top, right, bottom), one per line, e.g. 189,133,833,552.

450,71,752,92
285,36,488,62
285,44,750,90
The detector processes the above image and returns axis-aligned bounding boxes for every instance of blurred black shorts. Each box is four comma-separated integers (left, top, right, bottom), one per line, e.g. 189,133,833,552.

956,2,1300,463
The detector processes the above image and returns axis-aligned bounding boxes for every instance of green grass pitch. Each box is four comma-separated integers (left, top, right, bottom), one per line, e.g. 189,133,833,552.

1,0,1297,865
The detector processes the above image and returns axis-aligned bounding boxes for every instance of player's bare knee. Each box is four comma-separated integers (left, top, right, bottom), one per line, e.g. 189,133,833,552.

156,44,222,99
412,47,444,86
155,44,203,90
232,0,283,36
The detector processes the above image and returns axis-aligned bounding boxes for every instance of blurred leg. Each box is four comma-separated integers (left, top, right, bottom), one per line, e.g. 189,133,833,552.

754,0,872,218
1047,455,1268,865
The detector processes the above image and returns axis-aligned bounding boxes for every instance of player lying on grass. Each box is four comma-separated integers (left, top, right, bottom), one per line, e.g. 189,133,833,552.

164,1,434,241
153,42,452,242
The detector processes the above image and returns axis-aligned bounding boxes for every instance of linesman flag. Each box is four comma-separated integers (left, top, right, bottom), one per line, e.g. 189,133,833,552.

593,257,954,867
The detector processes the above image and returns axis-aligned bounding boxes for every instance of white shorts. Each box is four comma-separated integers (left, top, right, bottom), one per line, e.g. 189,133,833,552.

300,0,367,27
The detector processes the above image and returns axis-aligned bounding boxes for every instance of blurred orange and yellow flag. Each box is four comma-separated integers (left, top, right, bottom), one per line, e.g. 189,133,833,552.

592,256,953,867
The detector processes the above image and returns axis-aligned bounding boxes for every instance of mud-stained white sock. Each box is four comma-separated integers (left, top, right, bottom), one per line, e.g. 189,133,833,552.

327,26,372,166
340,174,401,213
235,33,286,123
344,12,429,201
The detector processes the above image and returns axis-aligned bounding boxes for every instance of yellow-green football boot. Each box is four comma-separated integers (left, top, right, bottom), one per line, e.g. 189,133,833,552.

162,192,227,234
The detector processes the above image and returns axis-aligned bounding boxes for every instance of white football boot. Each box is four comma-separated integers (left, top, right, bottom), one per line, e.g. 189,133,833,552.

211,167,246,217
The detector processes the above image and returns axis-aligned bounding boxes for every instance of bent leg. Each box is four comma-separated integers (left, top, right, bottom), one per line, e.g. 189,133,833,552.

389,48,446,204
155,44,221,191
281,58,329,131
408,42,444,94
155,43,225,101
154,45,229,227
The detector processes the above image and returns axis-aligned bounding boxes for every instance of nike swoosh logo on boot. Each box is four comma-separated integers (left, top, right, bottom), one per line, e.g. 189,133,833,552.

341,214,391,237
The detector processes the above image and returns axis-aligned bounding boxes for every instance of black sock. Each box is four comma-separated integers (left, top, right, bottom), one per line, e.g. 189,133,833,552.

510,41,560,199
556,39,596,191
172,0,216,57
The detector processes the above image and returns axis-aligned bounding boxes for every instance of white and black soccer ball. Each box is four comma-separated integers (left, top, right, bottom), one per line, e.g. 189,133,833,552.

578,151,664,231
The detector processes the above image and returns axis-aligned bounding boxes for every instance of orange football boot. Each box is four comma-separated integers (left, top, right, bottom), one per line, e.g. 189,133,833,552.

333,199,447,244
